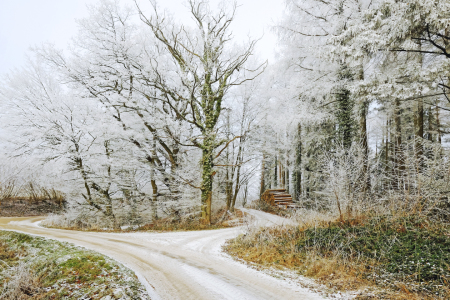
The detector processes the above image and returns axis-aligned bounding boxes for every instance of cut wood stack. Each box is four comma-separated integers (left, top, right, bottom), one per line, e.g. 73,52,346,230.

261,189,296,209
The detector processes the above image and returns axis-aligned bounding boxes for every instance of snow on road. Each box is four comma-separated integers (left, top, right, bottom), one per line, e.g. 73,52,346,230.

241,208,298,226
0,210,324,300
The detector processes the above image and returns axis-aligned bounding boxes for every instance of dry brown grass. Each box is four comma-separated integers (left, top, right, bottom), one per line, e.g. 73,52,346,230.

224,212,450,300
0,181,66,217
225,226,370,291
135,207,245,231
0,182,65,204
44,207,245,232
0,236,42,299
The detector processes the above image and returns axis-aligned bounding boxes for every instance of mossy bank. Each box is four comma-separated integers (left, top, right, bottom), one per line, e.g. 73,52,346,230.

224,215,450,299
0,230,150,299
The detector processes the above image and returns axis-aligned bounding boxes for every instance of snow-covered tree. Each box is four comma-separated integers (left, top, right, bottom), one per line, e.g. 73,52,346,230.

0,59,138,228
134,0,265,224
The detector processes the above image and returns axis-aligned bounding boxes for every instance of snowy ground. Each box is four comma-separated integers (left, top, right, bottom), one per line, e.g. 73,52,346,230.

0,209,327,300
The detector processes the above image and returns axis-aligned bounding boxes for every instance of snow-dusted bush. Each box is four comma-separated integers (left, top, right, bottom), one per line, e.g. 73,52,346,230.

0,262,39,300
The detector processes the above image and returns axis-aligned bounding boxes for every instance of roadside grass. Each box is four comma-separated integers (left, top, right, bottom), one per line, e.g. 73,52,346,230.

43,207,245,232
224,214,450,299
0,231,150,299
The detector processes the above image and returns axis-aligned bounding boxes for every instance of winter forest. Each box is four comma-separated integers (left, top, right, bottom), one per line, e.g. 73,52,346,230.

3,0,450,298
1,0,450,229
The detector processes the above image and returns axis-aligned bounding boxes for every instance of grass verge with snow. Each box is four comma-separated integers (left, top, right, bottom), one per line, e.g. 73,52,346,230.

224,213,450,299
0,230,150,299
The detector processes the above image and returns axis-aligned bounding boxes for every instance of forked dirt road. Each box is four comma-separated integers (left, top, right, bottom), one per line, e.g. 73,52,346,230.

0,209,324,300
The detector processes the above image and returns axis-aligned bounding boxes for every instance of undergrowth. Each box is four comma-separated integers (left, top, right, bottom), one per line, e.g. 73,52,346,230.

43,207,244,232
224,214,450,299
0,231,149,299
138,207,245,231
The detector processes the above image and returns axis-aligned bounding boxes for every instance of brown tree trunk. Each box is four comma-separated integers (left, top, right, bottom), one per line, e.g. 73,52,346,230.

226,166,232,211
150,136,159,220
200,140,214,225
286,162,290,194
279,156,283,188
394,99,404,189
428,106,433,142
436,101,441,144
414,98,424,171
360,100,370,194
231,137,244,212
413,40,424,172
231,158,242,212
294,124,302,201
259,153,266,199
274,155,278,188
385,119,390,189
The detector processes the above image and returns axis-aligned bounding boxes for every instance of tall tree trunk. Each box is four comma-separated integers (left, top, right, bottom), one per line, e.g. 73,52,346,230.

170,141,180,201
445,27,450,102
226,165,232,211
336,66,354,149
103,141,119,229
274,155,278,188
359,100,370,194
294,124,302,201
279,154,283,188
414,98,424,171
225,111,233,211
151,135,158,220
394,99,404,189
337,89,353,149
305,126,311,197
260,153,266,199
357,64,370,194
385,119,390,189
231,169,241,212
427,106,433,142
436,100,441,144
269,160,273,189
286,161,290,194
200,133,214,225
416,40,424,168
150,169,158,220
231,139,244,212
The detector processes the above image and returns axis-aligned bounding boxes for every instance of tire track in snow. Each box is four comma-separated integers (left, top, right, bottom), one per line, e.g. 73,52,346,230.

0,211,324,300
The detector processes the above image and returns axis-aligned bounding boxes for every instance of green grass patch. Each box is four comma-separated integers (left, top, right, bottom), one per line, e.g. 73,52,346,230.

0,231,150,299
298,216,450,293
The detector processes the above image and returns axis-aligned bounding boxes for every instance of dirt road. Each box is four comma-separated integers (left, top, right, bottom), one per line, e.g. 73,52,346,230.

0,209,324,300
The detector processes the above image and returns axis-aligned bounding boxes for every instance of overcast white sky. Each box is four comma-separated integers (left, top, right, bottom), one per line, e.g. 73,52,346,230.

0,0,285,76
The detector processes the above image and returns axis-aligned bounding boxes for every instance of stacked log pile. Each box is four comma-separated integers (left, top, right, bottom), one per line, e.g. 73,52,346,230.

261,189,297,209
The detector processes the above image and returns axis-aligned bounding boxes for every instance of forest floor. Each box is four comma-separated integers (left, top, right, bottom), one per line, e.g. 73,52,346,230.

0,198,65,217
0,212,330,300
132,207,246,232
0,230,149,299
225,211,450,299
43,208,246,232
